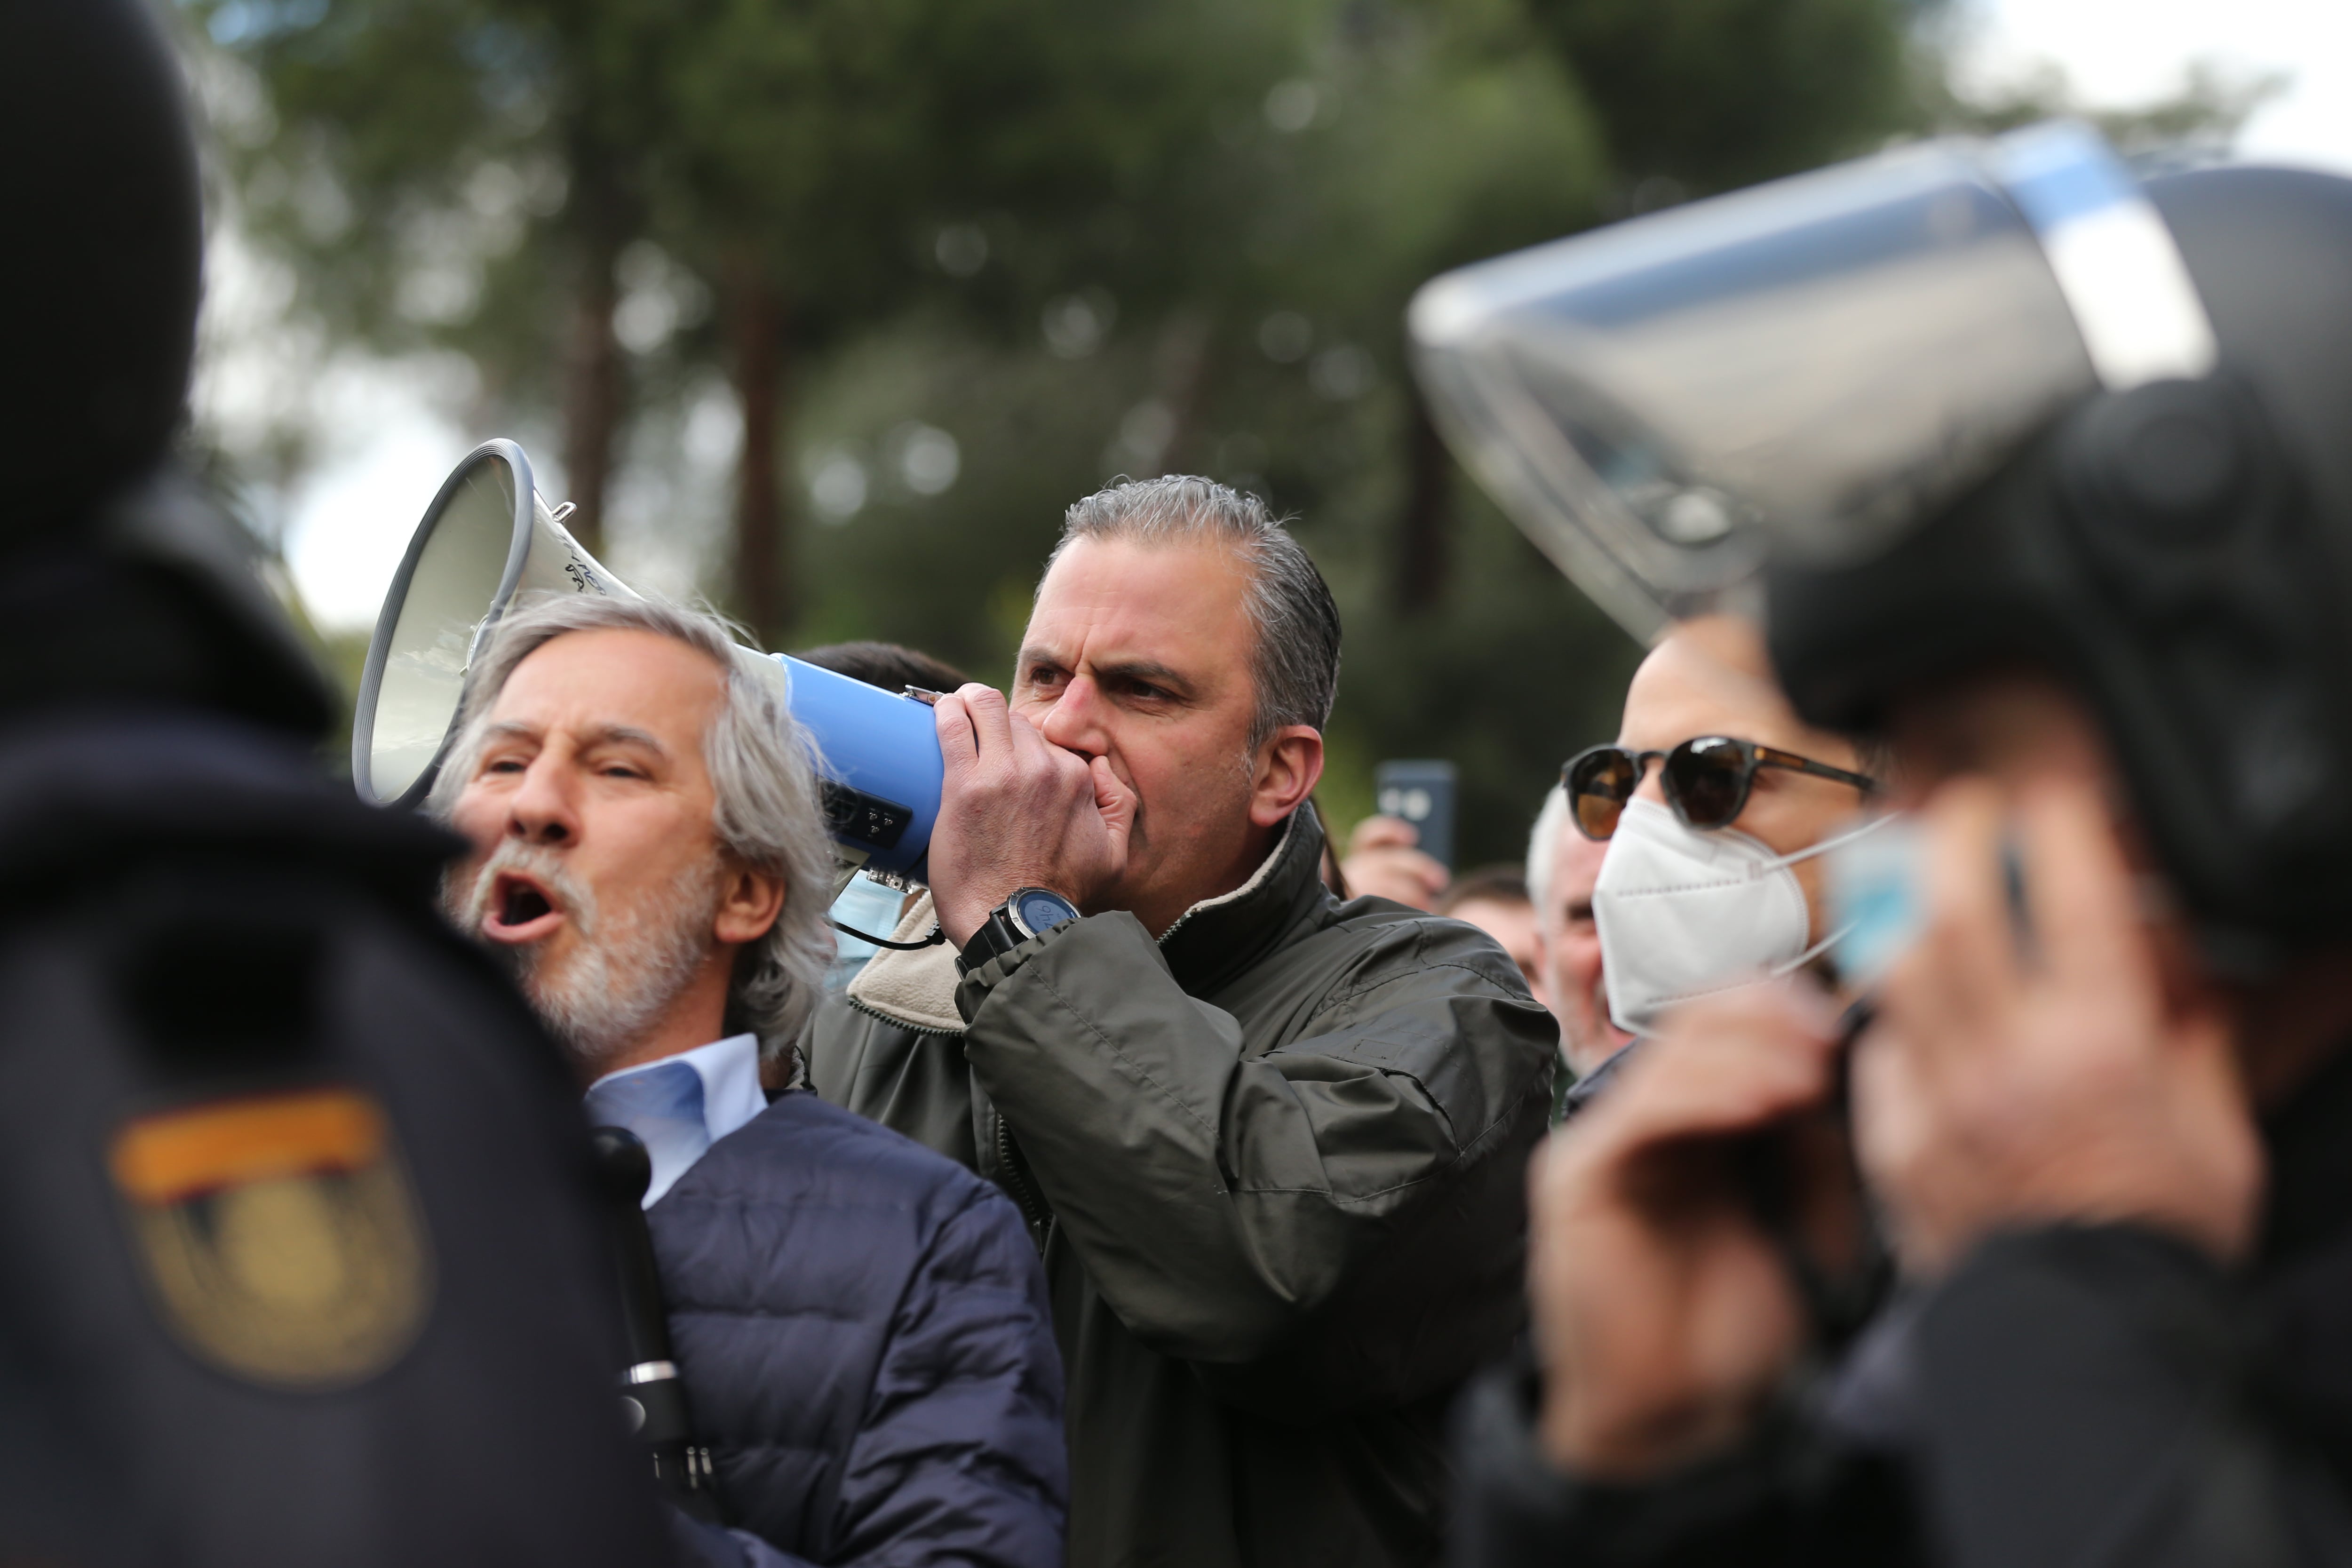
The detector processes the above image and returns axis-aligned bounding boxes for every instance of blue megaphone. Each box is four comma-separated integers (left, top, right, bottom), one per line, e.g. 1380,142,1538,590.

350,439,946,883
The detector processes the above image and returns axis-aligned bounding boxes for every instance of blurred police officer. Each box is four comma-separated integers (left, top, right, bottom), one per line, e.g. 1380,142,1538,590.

1426,127,2352,1566
0,1,662,1560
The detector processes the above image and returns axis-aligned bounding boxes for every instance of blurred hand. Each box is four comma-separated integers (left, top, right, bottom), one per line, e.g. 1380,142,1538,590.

1852,777,2262,1275
1340,815,1447,909
929,684,1132,947
1529,982,1848,1479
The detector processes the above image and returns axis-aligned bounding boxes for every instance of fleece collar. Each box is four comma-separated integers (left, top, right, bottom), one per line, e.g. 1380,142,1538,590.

1153,805,1330,995
844,888,964,1034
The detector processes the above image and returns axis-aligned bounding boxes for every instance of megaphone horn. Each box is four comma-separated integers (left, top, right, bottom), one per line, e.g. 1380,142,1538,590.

352,440,624,810
351,439,945,884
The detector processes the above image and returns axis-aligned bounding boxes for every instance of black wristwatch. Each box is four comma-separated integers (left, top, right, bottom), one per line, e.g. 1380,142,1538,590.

957,887,1081,975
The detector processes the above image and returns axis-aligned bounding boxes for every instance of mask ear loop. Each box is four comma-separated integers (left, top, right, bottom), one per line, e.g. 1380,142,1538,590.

831,919,946,951
1761,812,1902,979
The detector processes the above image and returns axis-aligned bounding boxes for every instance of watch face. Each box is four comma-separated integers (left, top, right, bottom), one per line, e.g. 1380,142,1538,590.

1011,888,1080,938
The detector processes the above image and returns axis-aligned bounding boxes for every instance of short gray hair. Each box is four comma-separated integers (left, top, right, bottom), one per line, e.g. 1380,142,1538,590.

1526,784,1574,927
427,592,837,1059
1053,476,1341,751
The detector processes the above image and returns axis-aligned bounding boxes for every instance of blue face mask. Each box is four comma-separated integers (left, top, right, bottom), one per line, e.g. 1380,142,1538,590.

1828,820,2036,988
1825,818,1929,989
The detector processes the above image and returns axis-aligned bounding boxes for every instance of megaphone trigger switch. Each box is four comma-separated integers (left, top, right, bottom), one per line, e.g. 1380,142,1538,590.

776,654,946,877
821,782,915,852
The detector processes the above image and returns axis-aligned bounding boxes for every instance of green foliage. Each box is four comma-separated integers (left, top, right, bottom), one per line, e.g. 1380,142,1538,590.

192,0,1936,866
189,0,1313,379
768,0,1635,860
1327,490,1643,856
1524,0,1914,194
656,0,1307,326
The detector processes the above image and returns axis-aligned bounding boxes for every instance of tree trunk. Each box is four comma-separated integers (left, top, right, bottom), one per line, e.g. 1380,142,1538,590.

560,172,628,559
727,258,789,640
1395,391,1451,613
1151,311,1212,474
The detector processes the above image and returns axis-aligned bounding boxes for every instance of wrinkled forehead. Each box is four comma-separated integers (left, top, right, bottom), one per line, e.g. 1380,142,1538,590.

1025,535,1255,677
488,627,728,754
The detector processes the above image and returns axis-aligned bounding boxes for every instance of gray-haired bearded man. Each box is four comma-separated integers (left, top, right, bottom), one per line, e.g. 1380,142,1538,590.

808,476,1558,1568
433,594,1067,1568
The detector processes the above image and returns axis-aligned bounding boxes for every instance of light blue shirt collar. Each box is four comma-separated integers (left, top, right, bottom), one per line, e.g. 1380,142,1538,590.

583,1033,766,1208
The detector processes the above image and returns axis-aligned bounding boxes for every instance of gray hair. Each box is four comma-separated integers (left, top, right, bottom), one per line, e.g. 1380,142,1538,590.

1526,784,1574,928
426,592,837,1059
1052,476,1341,751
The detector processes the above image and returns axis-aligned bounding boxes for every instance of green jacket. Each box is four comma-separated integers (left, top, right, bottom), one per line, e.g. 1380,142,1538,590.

805,808,1557,1568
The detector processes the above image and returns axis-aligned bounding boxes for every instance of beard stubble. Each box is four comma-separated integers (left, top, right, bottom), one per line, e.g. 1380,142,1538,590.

446,841,724,1073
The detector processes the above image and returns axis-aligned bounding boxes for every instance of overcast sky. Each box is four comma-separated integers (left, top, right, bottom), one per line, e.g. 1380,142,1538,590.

201,0,2352,634
1971,0,2352,170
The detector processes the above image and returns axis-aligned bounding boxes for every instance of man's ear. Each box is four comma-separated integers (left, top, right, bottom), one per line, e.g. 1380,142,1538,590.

714,862,787,946
1249,725,1325,829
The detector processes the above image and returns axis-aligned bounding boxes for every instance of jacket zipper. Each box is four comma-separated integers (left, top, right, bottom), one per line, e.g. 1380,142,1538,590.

844,993,964,1036
842,994,1051,1246
994,1116,1056,1251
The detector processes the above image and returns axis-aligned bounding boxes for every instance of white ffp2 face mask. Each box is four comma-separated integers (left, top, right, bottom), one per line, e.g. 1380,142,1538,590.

1593,797,1890,1036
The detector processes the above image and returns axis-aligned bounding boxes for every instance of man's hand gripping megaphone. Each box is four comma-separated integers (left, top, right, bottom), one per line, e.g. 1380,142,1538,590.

928,683,1135,950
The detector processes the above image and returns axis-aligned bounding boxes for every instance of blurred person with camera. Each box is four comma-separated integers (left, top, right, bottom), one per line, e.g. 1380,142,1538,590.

1449,135,2352,1568
435,595,1065,1568
807,476,1557,1568
1340,812,1452,908
0,2,680,1561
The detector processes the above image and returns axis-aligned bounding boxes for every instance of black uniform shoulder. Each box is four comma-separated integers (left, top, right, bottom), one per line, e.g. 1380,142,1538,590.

0,710,455,900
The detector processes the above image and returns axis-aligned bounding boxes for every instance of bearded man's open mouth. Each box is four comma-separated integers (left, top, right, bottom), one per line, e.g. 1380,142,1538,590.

479,870,566,944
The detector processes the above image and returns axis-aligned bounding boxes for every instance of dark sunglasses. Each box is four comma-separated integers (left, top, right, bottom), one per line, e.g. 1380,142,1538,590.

1564,736,1878,840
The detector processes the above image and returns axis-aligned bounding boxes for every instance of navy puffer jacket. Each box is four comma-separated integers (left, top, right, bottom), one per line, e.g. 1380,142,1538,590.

649,1089,1065,1568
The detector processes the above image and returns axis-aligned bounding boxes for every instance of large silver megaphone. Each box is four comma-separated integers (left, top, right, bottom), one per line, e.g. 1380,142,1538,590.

351,439,945,885
1407,121,2214,644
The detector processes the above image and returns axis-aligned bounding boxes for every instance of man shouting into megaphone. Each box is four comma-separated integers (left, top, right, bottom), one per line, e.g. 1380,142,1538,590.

431,594,1068,1568
808,476,1558,1568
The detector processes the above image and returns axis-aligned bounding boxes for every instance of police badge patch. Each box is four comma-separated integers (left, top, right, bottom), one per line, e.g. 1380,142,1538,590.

109,1087,432,1390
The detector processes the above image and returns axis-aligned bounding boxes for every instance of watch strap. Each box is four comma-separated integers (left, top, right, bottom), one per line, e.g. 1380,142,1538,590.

956,909,1027,976
955,887,1080,976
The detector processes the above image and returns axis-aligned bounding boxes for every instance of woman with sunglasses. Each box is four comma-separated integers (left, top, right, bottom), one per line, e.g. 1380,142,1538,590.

1567,616,1886,1043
